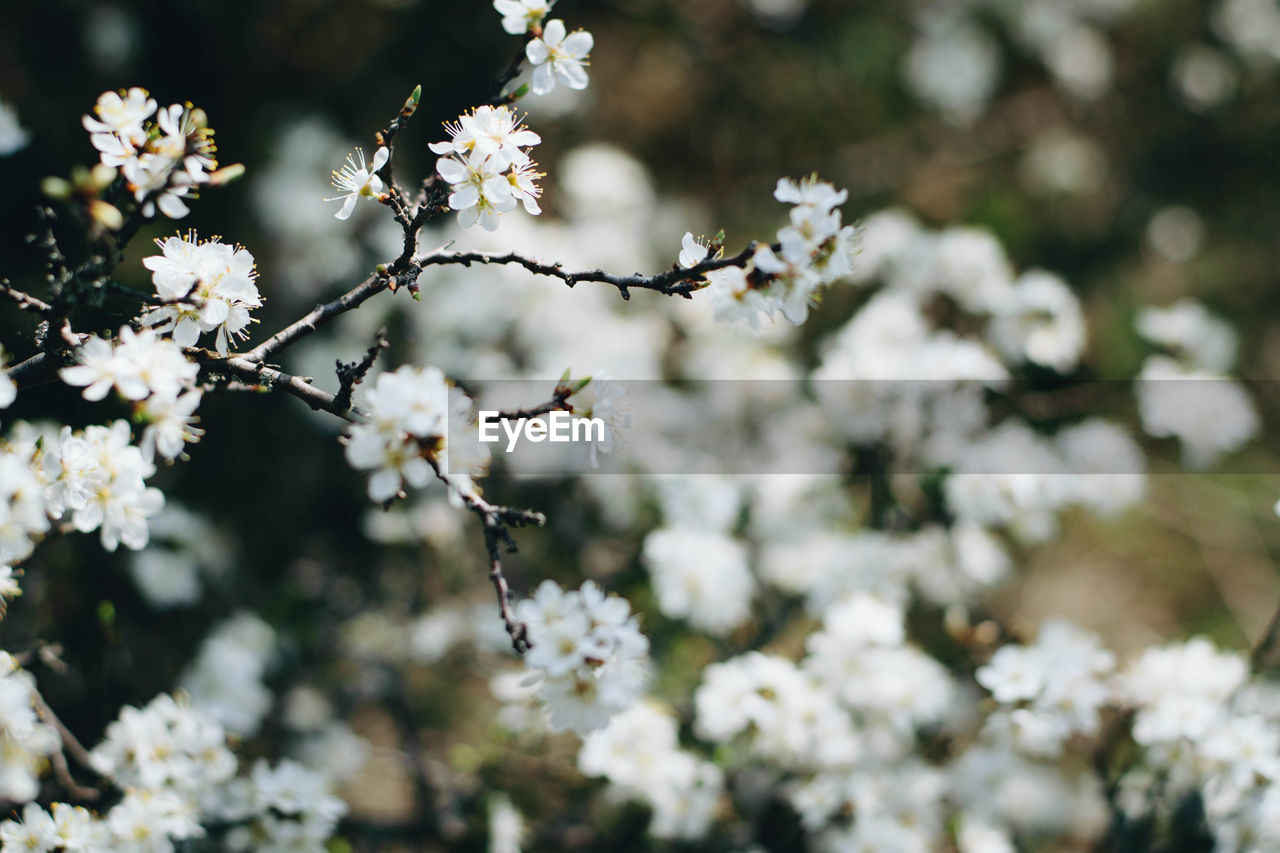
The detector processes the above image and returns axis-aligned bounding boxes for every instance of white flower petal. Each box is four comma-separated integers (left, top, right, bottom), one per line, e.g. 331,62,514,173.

562,31,593,58
449,185,481,211
526,39,550,66
531,63,556,95
559,62,590,90
542,19,566,46
436,157,468,184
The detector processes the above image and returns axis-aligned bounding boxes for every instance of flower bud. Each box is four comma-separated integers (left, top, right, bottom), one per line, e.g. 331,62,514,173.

402,84,422,117
41,177,72,199
89,200,124,231
89,164,118,190
208,163,246,186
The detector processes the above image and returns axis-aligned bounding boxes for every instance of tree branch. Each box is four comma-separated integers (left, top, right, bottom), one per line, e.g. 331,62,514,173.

334,327,389,412
495,384,573,421
32,692,103,802
428,458,546,656
417,241,758,300
0,279,54,317
195,350,364,423
492,33,536,105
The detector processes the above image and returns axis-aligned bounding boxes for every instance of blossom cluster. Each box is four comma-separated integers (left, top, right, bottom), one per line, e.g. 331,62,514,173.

0,420,165,577
516,580,649,735
0,694,231,851
901,0,1275,123
1108,639,1280,852
675,599,1280,851
343,365,490,502
0,654,60,803
579,702,724,839
1134,298,1258,469
88,693,235,795
0,691,346,852
140,233,263,357
178,614,276,737
493,1,594,95
976,620,1117,756
208,759,348,851
687,175,860,330
643,526,754,636
83,88,217,219
59,327,204,463
433,105,543,232
904,0,1141,123
806,208,1158,542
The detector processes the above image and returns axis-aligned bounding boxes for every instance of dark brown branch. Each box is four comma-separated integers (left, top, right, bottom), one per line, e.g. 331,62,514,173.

492,33,536,105
0,280,54,317
195,350,363,423
417,242,758,300
9,321,90,390
32,692,103,802
496,384,573,421
9,353,61,391
428,458,545,655
238,233,736,369
334,327,389,412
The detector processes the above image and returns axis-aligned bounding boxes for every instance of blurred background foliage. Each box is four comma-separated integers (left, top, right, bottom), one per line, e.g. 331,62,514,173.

2,0,1280,849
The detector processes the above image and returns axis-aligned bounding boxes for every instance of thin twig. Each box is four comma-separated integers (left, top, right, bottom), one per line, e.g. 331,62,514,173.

32,693,103,801
417,242,758,300
492,33,536,104
194,350,364,423
334,327,390,412
0,280,54,316
496,384,573,421
427,458,546,655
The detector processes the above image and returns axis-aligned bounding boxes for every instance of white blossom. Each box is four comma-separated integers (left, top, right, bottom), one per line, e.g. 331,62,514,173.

344,365,453,502
679,232,710,268
526,20,594,95
59,327,199,402
88,693,236,794
83,87,155,163
494,0,550,34
327,146,388,220
437,149,518,231
140,234,262,355
643,527,754,635
0,660,60,803
1136,355,1258,469
0,803,58,851
429,105,540,170
516,580,649,735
